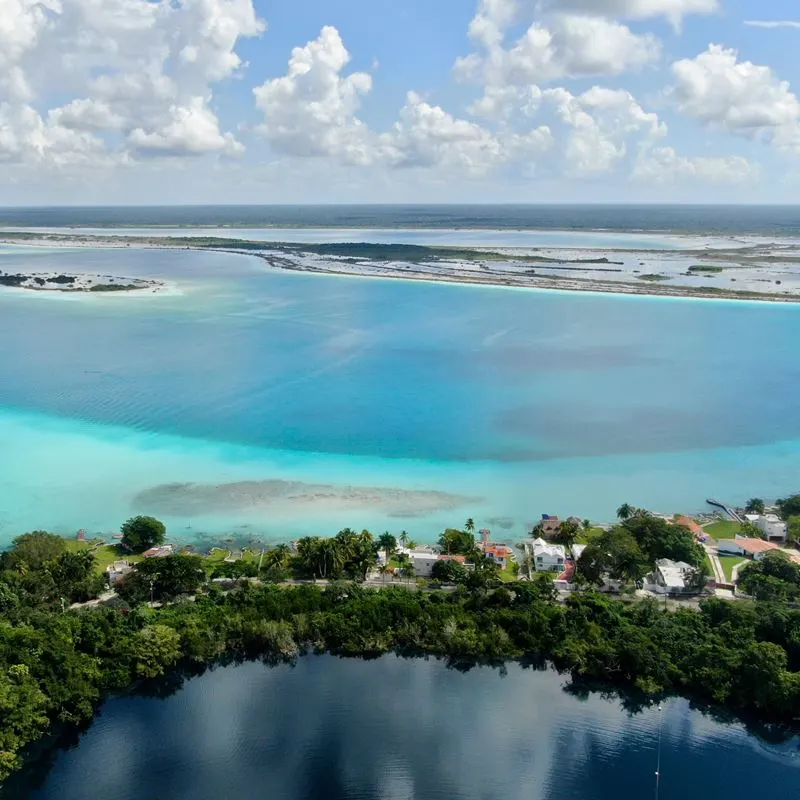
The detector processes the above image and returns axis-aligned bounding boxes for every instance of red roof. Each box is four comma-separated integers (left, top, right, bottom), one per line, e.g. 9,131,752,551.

558,562,576,582
483,544,513,558
675,516,705,537
735,538,779,555
437,555,467,563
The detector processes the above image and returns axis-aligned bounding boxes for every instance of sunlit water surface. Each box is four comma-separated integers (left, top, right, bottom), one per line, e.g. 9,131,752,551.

2,240,800,545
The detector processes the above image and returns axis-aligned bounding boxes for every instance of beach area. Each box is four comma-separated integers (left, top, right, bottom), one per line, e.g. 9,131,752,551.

2,228,800,303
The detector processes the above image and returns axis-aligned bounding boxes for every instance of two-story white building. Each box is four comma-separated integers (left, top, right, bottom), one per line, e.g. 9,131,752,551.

530,538,566,573
753,514,788,543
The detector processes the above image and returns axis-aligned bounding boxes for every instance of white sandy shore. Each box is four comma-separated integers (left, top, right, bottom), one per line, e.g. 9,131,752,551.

4,234,800,304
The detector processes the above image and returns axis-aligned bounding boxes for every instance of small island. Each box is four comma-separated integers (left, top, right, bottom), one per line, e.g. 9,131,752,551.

0,270,164,293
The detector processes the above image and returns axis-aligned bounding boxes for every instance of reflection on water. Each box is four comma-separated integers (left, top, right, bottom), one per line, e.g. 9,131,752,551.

5,657,799,800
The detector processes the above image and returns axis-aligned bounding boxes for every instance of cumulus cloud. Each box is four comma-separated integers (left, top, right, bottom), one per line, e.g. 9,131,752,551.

253,26,375,165
456,8,660,101
129,97,244,156
253,26,552,176
543,86,666,175
0,0,265,169
384,91,553,173
541,0,718,25
668,45,800,151
634,146,759,184
455,1,660,126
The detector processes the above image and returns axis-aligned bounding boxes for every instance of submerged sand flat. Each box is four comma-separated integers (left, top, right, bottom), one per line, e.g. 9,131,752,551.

134,479,480,518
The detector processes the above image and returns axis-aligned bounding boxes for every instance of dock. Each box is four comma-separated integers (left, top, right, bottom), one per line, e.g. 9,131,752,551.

706,498,743,523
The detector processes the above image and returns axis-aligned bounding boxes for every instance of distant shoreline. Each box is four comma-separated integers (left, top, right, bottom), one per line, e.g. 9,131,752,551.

3,233,800,304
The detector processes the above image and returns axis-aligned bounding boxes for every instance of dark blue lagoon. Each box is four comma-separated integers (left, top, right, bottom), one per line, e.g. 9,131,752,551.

4,656,799,800
3,240,800,543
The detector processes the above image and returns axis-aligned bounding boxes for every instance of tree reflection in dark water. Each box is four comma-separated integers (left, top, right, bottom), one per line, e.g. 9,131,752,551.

4,655,800,800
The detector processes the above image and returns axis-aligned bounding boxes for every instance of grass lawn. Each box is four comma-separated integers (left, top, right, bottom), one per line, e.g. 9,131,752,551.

703,552,714,576
64,539,142,574
207,547,230,562
704,520,743,540
718,555,747,582
576,527,605,545
499,561,520,583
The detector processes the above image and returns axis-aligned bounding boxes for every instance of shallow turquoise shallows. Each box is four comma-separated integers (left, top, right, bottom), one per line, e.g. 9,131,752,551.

2,242,800,545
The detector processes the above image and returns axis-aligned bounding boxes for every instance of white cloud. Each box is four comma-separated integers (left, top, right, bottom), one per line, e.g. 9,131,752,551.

743,20,800,30
253,26,376,165
384,91,552,174
543,86,665,175
128,96,243,156
0,0,265,168
253,26,552,176
0,101,116,168
456,11,660,95
668,45,800,151
634,146,759,184
540,0,717,26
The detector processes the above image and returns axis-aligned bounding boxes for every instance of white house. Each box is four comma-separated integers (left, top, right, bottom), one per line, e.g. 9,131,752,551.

717,538,779,560
754,514,788,543
647,559,700,595
411,553,467,578
530,538,566,573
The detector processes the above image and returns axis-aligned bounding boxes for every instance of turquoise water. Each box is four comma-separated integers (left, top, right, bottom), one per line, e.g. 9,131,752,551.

5,657,799,799
2,242,800,545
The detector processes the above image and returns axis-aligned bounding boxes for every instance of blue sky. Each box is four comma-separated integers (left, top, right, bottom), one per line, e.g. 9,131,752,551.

2,0,800,204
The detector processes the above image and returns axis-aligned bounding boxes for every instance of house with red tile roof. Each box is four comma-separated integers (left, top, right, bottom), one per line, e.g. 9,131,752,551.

717,538,779,560
675,515,705,539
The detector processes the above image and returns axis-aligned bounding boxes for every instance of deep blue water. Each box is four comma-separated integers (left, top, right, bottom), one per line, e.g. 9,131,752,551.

3,657,798,800
3,241,800,543
1,204,799,236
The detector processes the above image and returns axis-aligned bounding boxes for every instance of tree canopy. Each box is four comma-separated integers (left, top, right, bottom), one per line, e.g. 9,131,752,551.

5,532,66,571
120,516,166,553
739,552,800,602
438,528,475,556
745,498,766,515
777,494,800,520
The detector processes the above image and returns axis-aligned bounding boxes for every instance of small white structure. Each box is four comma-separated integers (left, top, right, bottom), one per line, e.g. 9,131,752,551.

754,514,788,543
106,561,133,585
530,538,566,573
411,552,467,578
647,559,700,595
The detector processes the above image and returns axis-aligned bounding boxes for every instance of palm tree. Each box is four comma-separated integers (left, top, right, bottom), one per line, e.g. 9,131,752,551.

399,531,410,549
465,518,475,534
377,532,397,565
745,498,765,515
616,503,633,521
406,540,417,551
263,544,291,572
